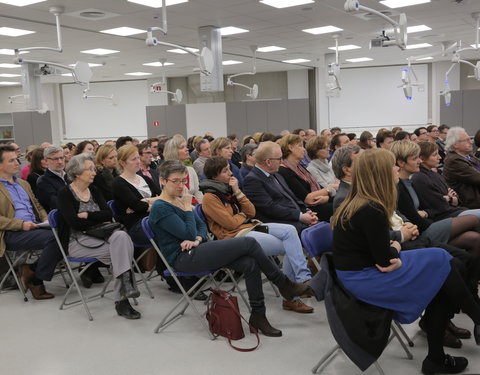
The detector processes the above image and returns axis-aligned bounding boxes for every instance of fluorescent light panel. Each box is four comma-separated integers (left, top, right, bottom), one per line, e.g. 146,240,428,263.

0,63,20,68
379,0,430,9
127,0,188,7
346,57,373,62
0,73,21,77
69,63,103,68
167,47,199,54
259,0,314,9
222,60,243,65
0,27,35,37
471,44,480,49
219,27,249,36
0,49,28,55
417,56,433,60
0,81,20,85
125,72,152,76
257,46,286,52
282,58,310,63
61,73,73,77
302,26,343,35
407,25,431,33
405,43,432,49
143,62,174,66
328,44,361,51
0,0,45,6
100,27,146,36
81,48,120,55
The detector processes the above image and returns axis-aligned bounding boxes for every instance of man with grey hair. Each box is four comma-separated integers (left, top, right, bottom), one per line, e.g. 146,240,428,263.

192,139,211,178
331,145,362,212
443,127,480,208
36,146,69,212
305,129,316,141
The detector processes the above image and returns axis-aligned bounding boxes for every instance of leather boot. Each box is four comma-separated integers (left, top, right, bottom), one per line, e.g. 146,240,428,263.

447,320,471,339
278,277,312,301
119,271,140,299
249,312,282,337
115,299,141,320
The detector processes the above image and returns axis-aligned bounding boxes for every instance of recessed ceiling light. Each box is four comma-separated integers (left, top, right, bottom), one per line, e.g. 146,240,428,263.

0,0,46,6
407,25,431,33
219,27,249,36
471,44,480,48
0,27,35,37
405,43,432,49
125,72,152,76
0,63,20,68
259,0,314,8
0,49,28,55
61,73,73,77
0,81,20,85
143,62,174,67
81,48,120,55
379,0,430,9
282,58,311,63
302,26,343,35
167,48,199,54
68,63,103,68
0,73,21,77
257,46,286,53
346,57,373,62
417,56,433,60
222,60,243,65
127,0,188,7
100,27,146,36
328,44,361,51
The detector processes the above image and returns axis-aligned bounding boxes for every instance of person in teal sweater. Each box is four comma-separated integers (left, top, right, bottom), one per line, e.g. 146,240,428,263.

149,160,312,337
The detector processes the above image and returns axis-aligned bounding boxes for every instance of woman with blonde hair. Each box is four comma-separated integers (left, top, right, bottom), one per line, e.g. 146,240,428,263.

92,144,119,201
278,134,332,221
163,136,202,203
333,148,480,374
210,137,243,187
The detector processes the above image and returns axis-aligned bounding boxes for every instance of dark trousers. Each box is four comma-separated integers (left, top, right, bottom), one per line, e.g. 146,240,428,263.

174,237,285,313
4,229,63,281
128,219,149,246
425,258,480,362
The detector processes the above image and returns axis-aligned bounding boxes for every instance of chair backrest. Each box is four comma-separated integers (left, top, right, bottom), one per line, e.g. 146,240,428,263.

301,221,333,258
48,209,59,229
141,216,155,240
107,200,119,216
194,204,207,223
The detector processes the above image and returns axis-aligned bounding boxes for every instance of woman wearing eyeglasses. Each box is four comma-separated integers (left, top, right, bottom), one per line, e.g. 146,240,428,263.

149,160,313,337
57,153,140,319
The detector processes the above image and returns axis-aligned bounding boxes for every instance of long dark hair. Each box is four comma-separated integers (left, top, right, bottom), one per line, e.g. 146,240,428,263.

29,148,45,176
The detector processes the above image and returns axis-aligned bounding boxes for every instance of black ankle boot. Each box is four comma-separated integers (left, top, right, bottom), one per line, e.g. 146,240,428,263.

421,355,468,375
249,312,282,337
115,299,141,320
278,278,312,301
119,271,140,299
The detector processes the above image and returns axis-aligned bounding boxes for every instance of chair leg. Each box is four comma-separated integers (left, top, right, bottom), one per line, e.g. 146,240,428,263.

373,361,386,375
311,344,341,374
60,262,94,321
2,251,28,302
132,258,154,299
390,323,414,360
225,269,251,312
394,320,415,347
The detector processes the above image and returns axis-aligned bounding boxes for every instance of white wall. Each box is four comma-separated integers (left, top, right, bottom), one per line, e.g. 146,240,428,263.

185,102,227,138
62,80,148,141
287,70,309,99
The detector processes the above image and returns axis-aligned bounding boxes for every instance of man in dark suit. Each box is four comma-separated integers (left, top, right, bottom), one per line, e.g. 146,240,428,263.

37,146,69,212
0,145,62,299
136,143,161,196
243,141,317,233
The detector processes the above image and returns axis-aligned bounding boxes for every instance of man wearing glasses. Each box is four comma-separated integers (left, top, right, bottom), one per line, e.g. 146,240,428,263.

37,146,70,212
414,127,430,142
437,124,450,168
444,127,480,209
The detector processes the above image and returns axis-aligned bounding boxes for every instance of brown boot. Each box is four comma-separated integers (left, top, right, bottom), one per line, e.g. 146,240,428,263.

28,283,54,300
18,263,34,293
249,312,282,337
278,278,312,301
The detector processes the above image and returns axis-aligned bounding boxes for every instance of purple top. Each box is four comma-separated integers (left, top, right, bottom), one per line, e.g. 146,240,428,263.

0,176,36,222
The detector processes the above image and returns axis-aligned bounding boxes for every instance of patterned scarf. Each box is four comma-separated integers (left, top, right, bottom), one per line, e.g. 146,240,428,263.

281,158,321,192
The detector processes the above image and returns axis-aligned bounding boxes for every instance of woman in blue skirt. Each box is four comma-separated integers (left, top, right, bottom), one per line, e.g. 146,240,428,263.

332,148,480,375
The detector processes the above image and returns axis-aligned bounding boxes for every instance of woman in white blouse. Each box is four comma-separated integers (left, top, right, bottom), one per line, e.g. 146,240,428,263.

305,136,339,197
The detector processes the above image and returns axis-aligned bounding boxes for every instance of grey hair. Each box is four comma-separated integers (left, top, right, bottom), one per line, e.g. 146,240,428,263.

331,145,361,180
240,143,258,163
43,146,63,158
163,136,186,161
66,153,95,181
158,159,187,179
445,126,467,152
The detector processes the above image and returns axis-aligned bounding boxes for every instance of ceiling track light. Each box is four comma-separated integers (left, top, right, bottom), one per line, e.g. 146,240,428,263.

83,82,116,105
149,58,183,103
326,36,341,97
226,45,259,100
344,0,407,50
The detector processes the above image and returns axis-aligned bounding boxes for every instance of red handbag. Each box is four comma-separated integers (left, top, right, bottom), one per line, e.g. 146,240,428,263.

206,289,260,352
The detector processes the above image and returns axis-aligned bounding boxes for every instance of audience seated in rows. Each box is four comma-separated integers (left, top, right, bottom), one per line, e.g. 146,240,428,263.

239,143,257,180
192,139,211,178
136,143,161,195
210,137,243,188
92,144,119,202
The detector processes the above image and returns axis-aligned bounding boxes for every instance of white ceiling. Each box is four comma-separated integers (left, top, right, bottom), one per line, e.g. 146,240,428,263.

0,0,480,84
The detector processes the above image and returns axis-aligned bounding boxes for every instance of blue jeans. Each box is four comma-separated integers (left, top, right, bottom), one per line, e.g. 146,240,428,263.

246,223,311,283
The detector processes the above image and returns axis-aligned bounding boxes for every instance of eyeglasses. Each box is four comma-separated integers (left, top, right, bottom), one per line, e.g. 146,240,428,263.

419,131,428,135
430,129,439,133
141,151,153,155
458,138,472,143
166,178,188,185
83,167,97,172
267,157,282,161
47,156,65,161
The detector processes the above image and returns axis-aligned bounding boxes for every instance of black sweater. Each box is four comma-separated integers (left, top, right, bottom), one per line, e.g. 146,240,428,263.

333,203,399,271
57,185,112,253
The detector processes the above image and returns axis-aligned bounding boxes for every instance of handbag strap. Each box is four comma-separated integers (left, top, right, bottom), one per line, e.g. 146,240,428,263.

212,290,260,352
